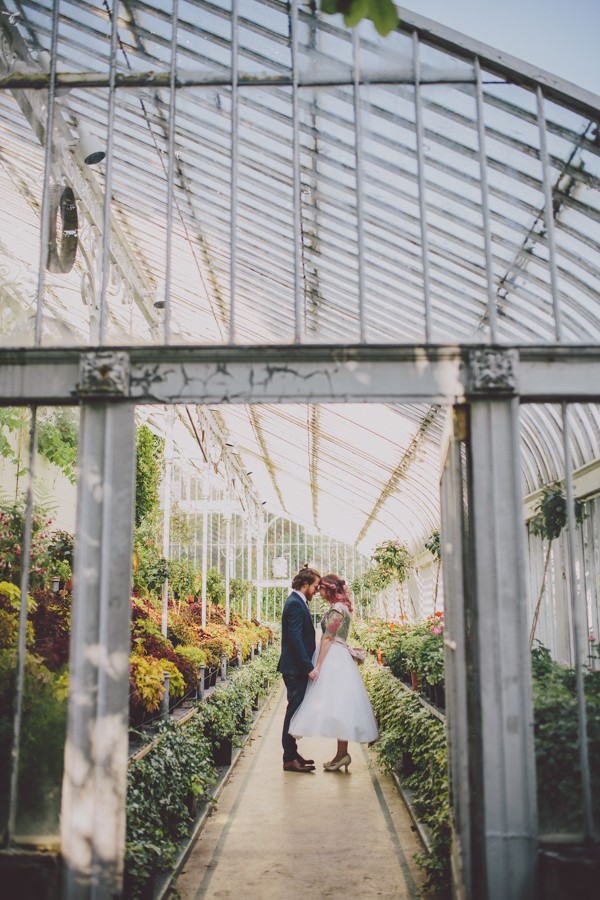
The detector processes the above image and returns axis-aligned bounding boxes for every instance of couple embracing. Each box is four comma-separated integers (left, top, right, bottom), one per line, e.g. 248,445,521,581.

277,566,379,773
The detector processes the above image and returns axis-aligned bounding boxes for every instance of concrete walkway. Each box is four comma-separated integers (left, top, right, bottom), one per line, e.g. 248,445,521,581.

172,684,427,900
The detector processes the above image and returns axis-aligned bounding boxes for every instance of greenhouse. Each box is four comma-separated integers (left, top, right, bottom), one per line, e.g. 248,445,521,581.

0,1,599,898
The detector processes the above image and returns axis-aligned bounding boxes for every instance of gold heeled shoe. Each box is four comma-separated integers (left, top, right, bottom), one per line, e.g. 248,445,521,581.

323,754,351,772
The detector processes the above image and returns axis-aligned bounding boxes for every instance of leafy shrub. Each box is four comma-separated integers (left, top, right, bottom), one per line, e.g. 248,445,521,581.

135,425,164,528
532,641,600,833
0,581,36,651
0,649,67,837
174,645,207,669
362,658,450,892
126,724,216,896
167,616,199,647
30,587,71,670
125,646,280,896
129,654,169,715
0,505,55,590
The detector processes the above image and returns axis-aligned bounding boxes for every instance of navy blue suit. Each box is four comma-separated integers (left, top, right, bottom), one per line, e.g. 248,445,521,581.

277,591,316,762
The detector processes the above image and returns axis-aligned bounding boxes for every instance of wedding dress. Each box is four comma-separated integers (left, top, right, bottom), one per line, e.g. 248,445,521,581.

289,602,379,743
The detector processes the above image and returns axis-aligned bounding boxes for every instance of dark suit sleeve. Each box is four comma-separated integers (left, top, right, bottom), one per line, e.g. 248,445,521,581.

286,601,314,674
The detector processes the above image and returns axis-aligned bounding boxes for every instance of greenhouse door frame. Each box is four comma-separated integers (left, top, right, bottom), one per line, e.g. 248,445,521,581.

2,343,600,900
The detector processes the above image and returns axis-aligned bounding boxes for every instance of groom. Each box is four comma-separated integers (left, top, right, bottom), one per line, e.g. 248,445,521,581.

277,566,321,773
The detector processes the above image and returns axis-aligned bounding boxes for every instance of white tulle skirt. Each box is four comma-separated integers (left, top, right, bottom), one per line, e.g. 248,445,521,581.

289,641,379,743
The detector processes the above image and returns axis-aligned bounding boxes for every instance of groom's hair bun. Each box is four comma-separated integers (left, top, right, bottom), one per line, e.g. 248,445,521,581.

292,567,320,590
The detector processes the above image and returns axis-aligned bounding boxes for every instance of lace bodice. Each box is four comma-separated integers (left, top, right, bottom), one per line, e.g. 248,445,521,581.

320,602,351,643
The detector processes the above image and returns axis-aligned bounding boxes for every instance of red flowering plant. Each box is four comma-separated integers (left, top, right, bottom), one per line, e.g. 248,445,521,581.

0,580,35,650
418,613,445,686
130,598,198,695
30,588,71,671
0,502,55,591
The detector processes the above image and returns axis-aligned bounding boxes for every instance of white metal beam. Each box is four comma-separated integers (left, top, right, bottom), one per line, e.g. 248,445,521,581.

467,398,537,899
2,345,600,405
60,402,136,899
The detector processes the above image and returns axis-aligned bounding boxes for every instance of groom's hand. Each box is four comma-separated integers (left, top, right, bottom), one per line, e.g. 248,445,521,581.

308,666,319,681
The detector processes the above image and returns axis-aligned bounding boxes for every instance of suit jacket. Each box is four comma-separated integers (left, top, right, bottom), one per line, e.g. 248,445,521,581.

277,591,316,675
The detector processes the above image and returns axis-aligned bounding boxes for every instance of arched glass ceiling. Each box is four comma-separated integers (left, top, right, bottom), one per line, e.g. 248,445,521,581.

142,402,445,554
520,403,600,495
1,0,599,347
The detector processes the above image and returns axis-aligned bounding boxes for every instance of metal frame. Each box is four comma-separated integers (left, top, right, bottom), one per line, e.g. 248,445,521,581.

2,345,599,899
2,345,600,406
1,3,600,898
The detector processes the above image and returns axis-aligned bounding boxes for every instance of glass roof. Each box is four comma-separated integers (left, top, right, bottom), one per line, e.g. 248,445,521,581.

1,0,599,347
1,1,599,550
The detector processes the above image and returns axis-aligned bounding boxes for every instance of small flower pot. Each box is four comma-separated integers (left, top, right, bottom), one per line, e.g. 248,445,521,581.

376,649,385,666
186,792,200,816
213,737,233,767
401,751,415,776
434,683,446,709
410,671,420,691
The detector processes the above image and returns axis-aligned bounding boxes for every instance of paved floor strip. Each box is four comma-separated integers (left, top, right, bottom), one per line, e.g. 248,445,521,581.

360,743,420,899
191,689,286,900
174,684,427,900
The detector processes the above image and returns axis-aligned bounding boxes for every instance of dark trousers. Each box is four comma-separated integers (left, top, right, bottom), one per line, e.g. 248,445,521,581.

282,673,308,762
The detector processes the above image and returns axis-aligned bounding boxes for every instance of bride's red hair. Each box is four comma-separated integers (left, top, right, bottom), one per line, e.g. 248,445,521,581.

319,573,353,613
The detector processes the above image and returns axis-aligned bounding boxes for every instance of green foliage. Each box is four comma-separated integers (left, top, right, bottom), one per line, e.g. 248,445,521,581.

532,642,600,833
126,723,217,895
425,530,441,560
320,0,399,36
362,658,450,891
0,649,67,835
125,647,280,896
129,654,169,714
372,539,413,586
37,410,79,484
133,540,170,596
229,578,253,606
168,557,199,603
135,425,165,528
0,407,28,473
418,629,445,686
0,588,35,650
174,644,207,669
529,482,586,541
351,566,390,600
0,503,55,590
49,558,71,583
206,567,226,605
47,530,74,567
0,407,79,483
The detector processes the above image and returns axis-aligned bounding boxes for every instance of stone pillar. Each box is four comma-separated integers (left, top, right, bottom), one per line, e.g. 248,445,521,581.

60,399,135,899
464,350,537,899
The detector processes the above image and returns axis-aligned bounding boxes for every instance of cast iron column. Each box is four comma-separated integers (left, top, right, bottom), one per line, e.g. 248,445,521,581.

465,350,537,900
60,383,135,898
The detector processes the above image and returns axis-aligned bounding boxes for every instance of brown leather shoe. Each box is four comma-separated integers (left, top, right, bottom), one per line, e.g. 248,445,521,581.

296,755,315,766
283,758,315,773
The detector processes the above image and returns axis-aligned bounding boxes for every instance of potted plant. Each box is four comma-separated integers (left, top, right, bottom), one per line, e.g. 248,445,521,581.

528,483,585,647
49,558,72,593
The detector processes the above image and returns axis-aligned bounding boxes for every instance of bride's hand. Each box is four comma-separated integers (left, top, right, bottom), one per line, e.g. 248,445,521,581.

308,665,319,681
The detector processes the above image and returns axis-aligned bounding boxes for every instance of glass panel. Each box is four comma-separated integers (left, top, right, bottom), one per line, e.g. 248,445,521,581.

520,402,600,836
0,88,46,347
0,406,74,844
0,0,598,350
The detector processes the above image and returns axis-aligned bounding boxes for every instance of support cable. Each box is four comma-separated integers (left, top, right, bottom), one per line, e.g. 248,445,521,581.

163,0,180,345
561,402,594,838
7,408,38,842
34,1,60,345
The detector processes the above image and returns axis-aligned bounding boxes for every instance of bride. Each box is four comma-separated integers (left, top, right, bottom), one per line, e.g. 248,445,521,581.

289,573,379,771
